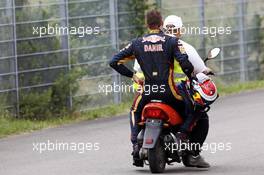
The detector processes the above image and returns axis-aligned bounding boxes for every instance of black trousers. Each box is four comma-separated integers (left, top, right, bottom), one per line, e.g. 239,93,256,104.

189,112,209,156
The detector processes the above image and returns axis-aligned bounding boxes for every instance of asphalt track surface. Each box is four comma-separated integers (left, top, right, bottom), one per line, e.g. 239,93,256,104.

0,90,264,175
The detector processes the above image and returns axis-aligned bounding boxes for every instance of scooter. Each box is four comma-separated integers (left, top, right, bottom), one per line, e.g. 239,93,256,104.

136,48,220,173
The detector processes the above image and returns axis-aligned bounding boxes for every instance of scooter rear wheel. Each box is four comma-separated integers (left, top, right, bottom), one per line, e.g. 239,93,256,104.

148,140,166,173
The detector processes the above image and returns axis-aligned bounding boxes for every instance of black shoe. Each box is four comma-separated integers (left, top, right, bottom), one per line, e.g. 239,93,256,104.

182,154,210,168
133,157,144,167
132,144,144,167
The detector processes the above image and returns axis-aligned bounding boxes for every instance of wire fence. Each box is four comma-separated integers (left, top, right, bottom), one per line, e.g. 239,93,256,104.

0,0,263,116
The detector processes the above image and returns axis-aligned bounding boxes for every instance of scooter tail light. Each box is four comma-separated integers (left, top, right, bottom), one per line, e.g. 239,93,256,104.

145,138,153,144
145,109,164,118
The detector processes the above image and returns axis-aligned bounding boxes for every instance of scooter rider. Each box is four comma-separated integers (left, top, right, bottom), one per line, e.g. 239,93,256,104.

163,15,211,168
109,10,194,167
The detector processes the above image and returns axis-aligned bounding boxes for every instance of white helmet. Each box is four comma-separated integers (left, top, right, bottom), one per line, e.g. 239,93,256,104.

192,73,218,107
163,15,183,29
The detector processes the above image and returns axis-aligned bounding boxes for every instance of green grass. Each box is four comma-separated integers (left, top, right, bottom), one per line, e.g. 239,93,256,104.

1,80,264,138
217,80,264,96
0,102,131,138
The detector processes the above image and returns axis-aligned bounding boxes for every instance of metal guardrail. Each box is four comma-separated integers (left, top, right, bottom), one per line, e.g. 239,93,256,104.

0,0,263,115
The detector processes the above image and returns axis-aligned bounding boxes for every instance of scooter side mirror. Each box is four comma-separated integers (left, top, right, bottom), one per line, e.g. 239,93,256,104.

204,48,221,63
207,48,220,59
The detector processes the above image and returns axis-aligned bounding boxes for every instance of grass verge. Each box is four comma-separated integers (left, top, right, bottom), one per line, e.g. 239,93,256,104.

0,102,131,138
217,80,264,96
1,80,264,138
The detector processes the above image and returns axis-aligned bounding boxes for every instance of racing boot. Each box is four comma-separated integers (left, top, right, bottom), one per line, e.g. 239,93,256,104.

132,144,144,167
